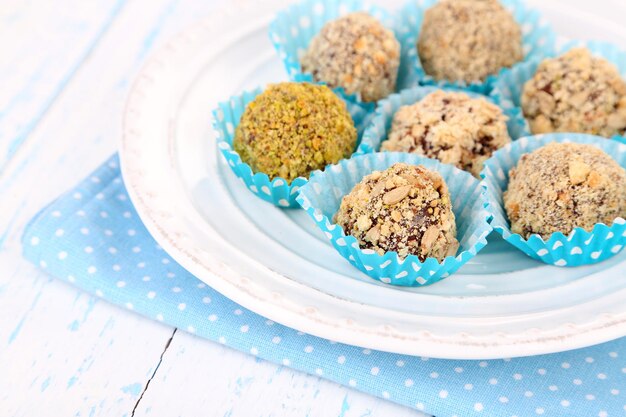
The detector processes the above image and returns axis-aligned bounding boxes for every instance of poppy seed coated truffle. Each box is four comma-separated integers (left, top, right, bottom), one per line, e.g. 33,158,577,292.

418,0,523,83
504,142,626,239
522,48,626,137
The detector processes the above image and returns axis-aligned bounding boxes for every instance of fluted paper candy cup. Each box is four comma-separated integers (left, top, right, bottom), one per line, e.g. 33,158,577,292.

397,0,556,94
355,85,530,156
481,134,626,267
212,85,370,208
490,40,626,143
269,0,419,105
296,152,492,286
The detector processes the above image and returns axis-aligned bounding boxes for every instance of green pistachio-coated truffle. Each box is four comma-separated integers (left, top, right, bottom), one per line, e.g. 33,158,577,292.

233,82,357,183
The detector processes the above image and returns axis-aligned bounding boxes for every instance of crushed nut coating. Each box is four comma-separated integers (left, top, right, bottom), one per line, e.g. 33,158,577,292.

335,163,459,261
381,90,511,177
301,12,400,102
233,82,357,183
504,142,626,239
522,48,626,137
418,0,523,83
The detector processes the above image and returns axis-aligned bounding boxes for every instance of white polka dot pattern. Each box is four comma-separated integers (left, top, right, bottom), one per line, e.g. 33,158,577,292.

21,155,626,417
297,152,492,286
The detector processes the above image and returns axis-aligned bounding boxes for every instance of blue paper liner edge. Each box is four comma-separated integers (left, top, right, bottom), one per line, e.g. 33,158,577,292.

296,152,492,286
480,133,626,266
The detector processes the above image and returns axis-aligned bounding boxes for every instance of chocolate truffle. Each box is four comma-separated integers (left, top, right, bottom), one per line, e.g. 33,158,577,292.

418,0,523,83
300,12,400,102
504,142,626,239
381,90,511,177
233,82,357,183
335,163,459,261
521,48,626,137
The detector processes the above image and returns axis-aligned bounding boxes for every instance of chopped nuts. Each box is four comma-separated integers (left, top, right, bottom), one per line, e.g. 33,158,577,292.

365,225,380,242
300,12,400,102
446,239,460,257
507,202,520,219
569,159,591,185
383,185,411,205
373,51,387,65
381,91,511,177
504,142,626,239
354,37,366,52
587,171,603,188
356,215,372,231
335,163,458,262
418,0,523,83
233,83,356,182
522,48,626,137
420,226,440,250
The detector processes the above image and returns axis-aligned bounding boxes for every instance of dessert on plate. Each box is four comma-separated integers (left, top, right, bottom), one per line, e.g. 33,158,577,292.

521,47,626,136
417,0,523,83
233,82,357,182
380,90,511,177
504,142,626,239
300,12,401,102
334,162,459,261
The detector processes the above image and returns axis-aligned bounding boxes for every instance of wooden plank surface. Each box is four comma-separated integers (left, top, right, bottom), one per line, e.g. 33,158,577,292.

0,258,175,417
133,331,422,417
0,0,216,414
5,0,625,416
0,0,423,415
0,0,126,170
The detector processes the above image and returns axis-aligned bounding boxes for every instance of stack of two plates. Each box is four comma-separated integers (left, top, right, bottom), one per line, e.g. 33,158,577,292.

120,0,626,359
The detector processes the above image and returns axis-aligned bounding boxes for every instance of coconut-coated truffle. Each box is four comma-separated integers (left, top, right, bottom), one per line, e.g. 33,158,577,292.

300,12,400,102
418,0,523,83
522,48,626,137
504,142,626,239
335,163,459,261
233,82,357,183
381,91,511,177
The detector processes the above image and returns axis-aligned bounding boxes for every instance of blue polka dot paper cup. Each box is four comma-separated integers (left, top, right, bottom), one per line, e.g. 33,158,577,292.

212,85,371,208
481,134,626,267
491,40,626,143
355,85,530,157
268,0,419,104
397,0,556,94
296,152,492,286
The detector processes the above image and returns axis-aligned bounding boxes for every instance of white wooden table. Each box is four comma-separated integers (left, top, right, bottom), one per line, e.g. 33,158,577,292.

0,1,424,415
1,1,624,416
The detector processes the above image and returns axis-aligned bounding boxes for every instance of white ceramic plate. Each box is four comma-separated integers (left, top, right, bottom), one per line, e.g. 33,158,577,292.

120,0,626,359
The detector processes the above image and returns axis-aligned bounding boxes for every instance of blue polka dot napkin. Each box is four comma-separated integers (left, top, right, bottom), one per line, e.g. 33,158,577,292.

22,155,626,417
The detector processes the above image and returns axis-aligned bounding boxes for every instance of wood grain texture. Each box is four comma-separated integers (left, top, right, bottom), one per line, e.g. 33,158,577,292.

0,255,174,417
133,331,424,417
0,0,126,170
8,0,625,415
0,0,423,415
